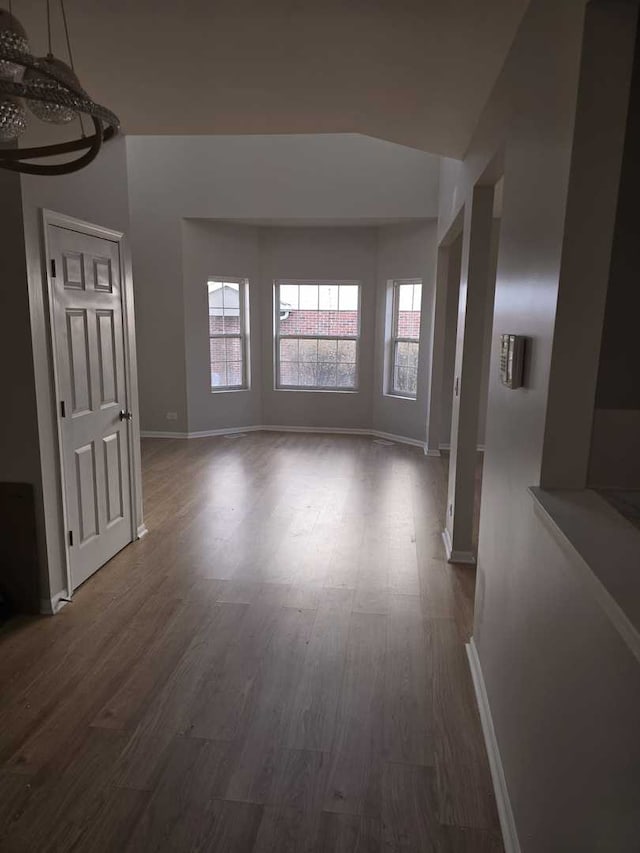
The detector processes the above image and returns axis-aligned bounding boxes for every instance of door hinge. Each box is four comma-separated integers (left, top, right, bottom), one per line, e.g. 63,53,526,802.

50,258,56,278
60,400,66,418
68,530,73,547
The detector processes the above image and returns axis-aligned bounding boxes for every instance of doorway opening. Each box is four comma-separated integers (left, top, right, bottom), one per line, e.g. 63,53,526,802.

441,175,503,565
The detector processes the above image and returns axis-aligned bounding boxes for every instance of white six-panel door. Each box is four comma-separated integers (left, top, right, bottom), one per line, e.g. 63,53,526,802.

49,224,133,590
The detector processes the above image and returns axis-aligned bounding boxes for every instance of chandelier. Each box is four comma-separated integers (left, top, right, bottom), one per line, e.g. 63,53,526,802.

0,1,119,175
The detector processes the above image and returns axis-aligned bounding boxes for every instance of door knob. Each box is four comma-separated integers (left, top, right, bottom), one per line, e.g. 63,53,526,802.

119,410,133,421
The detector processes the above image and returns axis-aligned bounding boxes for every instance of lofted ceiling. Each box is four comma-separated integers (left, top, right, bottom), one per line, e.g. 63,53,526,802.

13,0,530,158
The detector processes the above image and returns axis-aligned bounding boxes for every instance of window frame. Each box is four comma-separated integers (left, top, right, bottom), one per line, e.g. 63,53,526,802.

207,277,250,393
274,279,361,392
389,278,422,400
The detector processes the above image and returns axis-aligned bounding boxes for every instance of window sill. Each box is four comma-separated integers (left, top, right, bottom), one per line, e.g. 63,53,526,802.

210,387,250,394
529,486,640,662
274,388,359,394
384,392,417,402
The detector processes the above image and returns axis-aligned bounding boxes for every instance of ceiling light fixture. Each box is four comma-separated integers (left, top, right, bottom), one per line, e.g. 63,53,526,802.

0,0,119,175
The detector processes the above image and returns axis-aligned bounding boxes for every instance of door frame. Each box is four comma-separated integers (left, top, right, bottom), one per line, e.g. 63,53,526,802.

42,209,142,597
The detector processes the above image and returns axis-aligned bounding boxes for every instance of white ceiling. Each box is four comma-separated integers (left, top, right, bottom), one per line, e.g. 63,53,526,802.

15,0,530,158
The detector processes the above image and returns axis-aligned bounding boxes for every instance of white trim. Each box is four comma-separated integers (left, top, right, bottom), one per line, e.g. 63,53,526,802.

40,588,71,615
370,429,424,448
466,638,521,853
140,430,190,439
441,527,476,564
424,448,441,457
137,524,149,539
140,425,425,449
439,442,485,453
441,527,453,559
189,425,262,439
530,488,640,665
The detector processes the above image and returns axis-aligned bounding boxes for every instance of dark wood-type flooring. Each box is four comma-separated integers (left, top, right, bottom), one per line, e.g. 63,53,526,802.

0,432,502,852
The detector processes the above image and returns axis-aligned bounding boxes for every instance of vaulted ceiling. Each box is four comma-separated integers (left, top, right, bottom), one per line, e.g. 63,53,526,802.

15,0,530,158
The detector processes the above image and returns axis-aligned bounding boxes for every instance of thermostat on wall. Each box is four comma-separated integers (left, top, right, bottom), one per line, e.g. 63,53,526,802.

500,334,525,389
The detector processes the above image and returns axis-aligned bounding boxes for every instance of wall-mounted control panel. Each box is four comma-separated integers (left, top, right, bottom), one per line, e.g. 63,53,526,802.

500,334,525,389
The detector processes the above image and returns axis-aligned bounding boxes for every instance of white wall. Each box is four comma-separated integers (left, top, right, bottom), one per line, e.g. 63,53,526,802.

126,134,440,434
179,219,436,440
437,0,640,849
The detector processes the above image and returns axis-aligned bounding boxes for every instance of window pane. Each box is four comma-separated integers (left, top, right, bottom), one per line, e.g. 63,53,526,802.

280,284,299,310
280,361,299,385
323,310,358,336
317,362,338,387
396,283,422,339
397,283,414,311
280,338,299,362
299,284,319,310
337,339,356,363
227,361,242,386
210,338,226,362
412,283,422,311
211,361,227,387
395,340,419,370
337,362,357,388
299,363,318,386
281,309,318,336
299,339,318,363
223,313,241,334
318,339,338,363
319,284,339,310
225,338,242,361
394,366,418,396
338,285,359,311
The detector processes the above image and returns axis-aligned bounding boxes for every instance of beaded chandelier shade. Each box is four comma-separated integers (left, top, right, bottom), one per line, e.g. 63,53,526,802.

0,1,120,175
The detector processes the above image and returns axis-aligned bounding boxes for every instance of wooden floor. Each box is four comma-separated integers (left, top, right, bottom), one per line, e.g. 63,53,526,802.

0,433,502,852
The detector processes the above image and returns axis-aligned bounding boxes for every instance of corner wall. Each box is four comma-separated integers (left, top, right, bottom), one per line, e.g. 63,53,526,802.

126,134,440,435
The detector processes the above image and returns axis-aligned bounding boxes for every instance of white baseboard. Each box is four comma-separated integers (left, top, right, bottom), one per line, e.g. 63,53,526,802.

370,429,424,448
41,588,71,615
466,638,521,853
140,430,189,439
441,527,476,565
188,425,263,439
137,524,149,539
441,526,453,559
439,442,485,453
141,425,425,450
424,447,441,457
